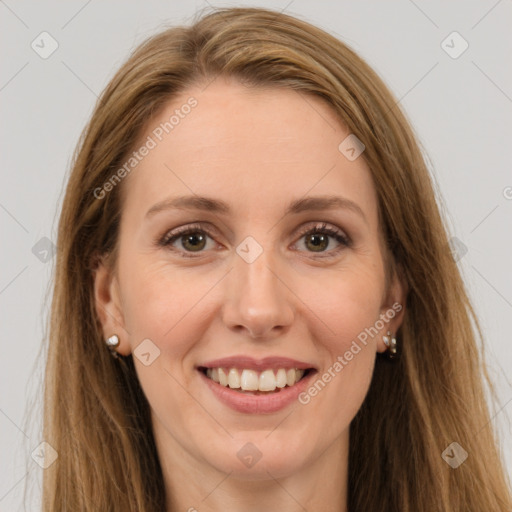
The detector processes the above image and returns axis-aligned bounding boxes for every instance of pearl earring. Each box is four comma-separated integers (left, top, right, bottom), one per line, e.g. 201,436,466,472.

383,331,398,358
105,334,120,358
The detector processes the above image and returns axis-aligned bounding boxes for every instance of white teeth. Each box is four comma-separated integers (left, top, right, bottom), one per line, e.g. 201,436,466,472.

228,368,241,389
259,369,277,391
276,368,287,388
240,369,259,391
205,367,306,391
218,368,228,386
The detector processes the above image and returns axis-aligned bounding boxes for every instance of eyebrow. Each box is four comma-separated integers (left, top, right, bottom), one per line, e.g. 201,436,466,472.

145,194,368,224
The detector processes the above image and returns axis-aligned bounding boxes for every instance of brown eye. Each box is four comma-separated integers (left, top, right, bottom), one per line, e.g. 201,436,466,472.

304,233,330,252
294,223,351,257
158,221,351,259
179,232,207,252
158,223,217,257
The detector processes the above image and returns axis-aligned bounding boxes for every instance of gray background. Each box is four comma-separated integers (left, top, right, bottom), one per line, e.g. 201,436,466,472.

1,0,511,509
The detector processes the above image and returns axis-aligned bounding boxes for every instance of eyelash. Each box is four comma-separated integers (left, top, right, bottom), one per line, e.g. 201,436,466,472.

157,222,351,259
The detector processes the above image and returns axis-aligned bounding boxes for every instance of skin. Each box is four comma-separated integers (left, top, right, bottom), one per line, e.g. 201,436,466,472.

94,75,406,512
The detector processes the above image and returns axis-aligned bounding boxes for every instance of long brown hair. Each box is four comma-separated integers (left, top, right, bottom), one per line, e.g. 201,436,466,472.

40,6,511,510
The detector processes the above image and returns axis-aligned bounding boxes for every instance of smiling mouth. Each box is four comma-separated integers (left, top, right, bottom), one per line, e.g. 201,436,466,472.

198,366,315,394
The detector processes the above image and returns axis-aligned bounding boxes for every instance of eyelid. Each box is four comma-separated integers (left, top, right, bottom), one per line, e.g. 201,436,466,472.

158,221,220,246
294,222,349,242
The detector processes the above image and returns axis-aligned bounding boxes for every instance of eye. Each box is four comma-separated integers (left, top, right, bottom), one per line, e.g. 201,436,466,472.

292,222,351,258
157,221,351,259
157,222,218,258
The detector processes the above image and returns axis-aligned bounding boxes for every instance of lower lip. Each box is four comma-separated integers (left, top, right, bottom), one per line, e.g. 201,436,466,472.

198,369,316,414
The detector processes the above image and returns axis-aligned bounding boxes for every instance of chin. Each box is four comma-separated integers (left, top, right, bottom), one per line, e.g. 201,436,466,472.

200,433,313,480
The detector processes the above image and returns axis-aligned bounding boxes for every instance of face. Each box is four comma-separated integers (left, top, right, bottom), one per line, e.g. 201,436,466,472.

94,76,405,482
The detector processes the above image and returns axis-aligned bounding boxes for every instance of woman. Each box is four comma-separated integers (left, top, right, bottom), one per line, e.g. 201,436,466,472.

42,6,511,511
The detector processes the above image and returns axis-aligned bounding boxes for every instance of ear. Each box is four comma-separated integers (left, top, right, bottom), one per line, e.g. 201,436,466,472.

376,265,408,354
93,257,131,356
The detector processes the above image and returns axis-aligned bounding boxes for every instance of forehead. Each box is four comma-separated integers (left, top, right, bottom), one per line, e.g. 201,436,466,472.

121,76,378,223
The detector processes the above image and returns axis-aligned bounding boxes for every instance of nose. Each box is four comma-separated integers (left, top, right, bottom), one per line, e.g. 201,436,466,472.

221,247,294,339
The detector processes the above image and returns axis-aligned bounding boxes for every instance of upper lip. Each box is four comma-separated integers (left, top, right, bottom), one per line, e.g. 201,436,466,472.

198,355,317,371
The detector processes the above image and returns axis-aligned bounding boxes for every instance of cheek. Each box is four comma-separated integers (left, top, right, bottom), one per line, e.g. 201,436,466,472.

310,347,375,447
119,261,211,425
305,265,382,423
320,263,384,346
119,257,219,358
